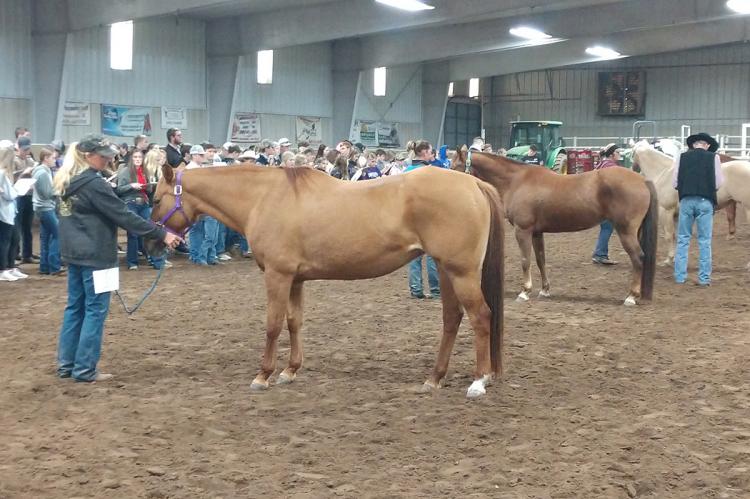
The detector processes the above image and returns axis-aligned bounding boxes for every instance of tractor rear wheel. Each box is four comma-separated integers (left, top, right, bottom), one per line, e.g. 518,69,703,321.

552,152,567,174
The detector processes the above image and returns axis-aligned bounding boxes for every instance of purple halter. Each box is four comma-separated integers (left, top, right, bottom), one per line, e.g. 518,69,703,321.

156,170,193,238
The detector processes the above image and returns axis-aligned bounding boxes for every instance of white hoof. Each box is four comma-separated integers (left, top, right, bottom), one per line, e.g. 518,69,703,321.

623,296,637,307
466,375,491,399
420,381,439,393
538,289,551,298
516,291,530,302
277,371,296,385
250,380,269,391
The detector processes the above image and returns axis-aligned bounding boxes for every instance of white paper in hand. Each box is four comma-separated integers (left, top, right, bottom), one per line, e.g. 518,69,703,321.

13,178,36,196
93,267,119,294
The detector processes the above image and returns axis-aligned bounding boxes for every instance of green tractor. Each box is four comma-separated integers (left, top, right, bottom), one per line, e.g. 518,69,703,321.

506,121,568,173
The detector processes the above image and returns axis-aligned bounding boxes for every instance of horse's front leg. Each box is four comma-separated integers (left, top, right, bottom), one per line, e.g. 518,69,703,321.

278,281,304,385
515,227,533,302
532,233,551,298
251,269,294,391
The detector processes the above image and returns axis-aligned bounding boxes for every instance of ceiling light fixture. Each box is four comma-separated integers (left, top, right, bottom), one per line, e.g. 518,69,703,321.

375,0,435,12
509,26,551,40
727,0,750,14
585,45,622,59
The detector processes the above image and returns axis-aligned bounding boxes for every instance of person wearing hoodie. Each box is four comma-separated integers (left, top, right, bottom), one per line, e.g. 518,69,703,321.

0,144,25,282
53,135,181,383
32,148,63,275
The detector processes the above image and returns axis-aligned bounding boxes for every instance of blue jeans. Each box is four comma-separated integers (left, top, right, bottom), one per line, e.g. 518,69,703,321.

408,255,439,296
189,219,205,263
125,202,149,267
226,228,249,253
37,209,61,273
593,220,614,259
201,216,220,264
674,196,714,284
215,222,227,254
57,264,111,381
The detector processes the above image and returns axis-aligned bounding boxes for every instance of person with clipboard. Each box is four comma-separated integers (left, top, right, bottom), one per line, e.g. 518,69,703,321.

53,135,181,383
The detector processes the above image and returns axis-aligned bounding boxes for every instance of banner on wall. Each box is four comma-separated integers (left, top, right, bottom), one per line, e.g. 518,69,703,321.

295,116,322,145
349,120,400,148
230,112,261,143
161,107,188,129
62,101,91,126
349,120,378,147
101,105,152,137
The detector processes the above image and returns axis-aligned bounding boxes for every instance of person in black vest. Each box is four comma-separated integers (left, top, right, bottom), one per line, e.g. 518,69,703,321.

672,132,723,286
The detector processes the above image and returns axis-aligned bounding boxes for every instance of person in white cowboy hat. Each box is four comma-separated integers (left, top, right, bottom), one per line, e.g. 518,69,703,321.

672,132,723,286
591,143,622,265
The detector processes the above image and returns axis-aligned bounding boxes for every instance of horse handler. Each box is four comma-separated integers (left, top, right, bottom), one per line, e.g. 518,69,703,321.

672,132,723,286
54,135,181,382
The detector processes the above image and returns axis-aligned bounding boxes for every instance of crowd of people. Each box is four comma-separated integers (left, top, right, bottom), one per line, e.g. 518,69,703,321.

0,125,724,382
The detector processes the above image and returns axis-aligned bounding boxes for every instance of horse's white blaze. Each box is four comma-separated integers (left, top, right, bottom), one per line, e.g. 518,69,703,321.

516,291,530,302
623,295,637,306
466,374,492,399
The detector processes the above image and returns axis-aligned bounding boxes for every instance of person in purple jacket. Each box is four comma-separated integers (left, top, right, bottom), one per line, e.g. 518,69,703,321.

591,143,622,265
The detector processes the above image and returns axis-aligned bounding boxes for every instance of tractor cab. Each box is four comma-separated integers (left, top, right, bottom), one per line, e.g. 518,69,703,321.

506,121,567,172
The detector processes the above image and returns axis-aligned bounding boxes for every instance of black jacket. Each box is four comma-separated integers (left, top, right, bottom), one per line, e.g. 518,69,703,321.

59,168,166,269
165,143,183,168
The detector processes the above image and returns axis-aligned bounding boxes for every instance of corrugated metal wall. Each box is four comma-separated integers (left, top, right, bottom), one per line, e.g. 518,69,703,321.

487,43,750,149
0,0,32,99
60,104,208,146
0,98,32,139
64,17,206,109
355,64,422,123
233,43,333,117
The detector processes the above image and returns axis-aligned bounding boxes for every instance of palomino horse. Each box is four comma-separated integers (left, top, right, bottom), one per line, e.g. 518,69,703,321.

631,140,750,263
147,164,505,398
452,150,658,306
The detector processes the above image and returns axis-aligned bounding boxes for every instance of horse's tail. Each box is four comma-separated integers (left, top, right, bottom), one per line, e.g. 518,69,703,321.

639,180,658,301
477,181,505,375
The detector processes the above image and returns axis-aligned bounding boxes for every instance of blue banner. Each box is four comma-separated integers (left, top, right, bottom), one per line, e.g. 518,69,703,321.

101,105,152,137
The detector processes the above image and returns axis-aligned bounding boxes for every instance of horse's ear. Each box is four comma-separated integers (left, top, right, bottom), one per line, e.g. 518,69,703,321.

161,163,175,184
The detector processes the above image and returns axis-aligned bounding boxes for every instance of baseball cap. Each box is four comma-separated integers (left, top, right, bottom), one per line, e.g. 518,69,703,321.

189,144,206,155
17,136,32,151
278,137,291,147
76,134,117,157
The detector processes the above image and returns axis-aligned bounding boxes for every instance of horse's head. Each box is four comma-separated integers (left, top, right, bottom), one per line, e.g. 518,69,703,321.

146,164,197,256
451,146,470,173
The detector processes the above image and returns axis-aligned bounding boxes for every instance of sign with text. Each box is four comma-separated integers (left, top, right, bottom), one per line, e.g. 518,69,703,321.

161,107,188,129
101,105,152,137
296,116,322,145
62,101,91,126
350,120,401,148
230,112,261,143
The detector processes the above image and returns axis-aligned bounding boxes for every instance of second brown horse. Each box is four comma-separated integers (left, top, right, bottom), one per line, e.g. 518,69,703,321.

453,149,658,306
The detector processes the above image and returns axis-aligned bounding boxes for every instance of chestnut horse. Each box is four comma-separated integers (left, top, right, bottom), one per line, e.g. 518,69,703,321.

452,150,658,306
148,164,505,398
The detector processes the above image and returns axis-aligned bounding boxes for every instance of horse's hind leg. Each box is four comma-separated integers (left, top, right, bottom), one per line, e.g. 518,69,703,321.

515,227,533,302
278,281,304,385
616,227,643,306
532,233,551,298
423,267,463,392
660,208,676,265
251,270,293,391
448,272,493,398
726,200,737,240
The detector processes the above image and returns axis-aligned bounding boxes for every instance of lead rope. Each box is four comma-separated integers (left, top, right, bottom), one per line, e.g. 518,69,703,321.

113,265,164,315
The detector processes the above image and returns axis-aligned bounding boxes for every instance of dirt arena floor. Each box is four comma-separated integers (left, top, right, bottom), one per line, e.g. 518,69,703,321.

1,214,749,499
